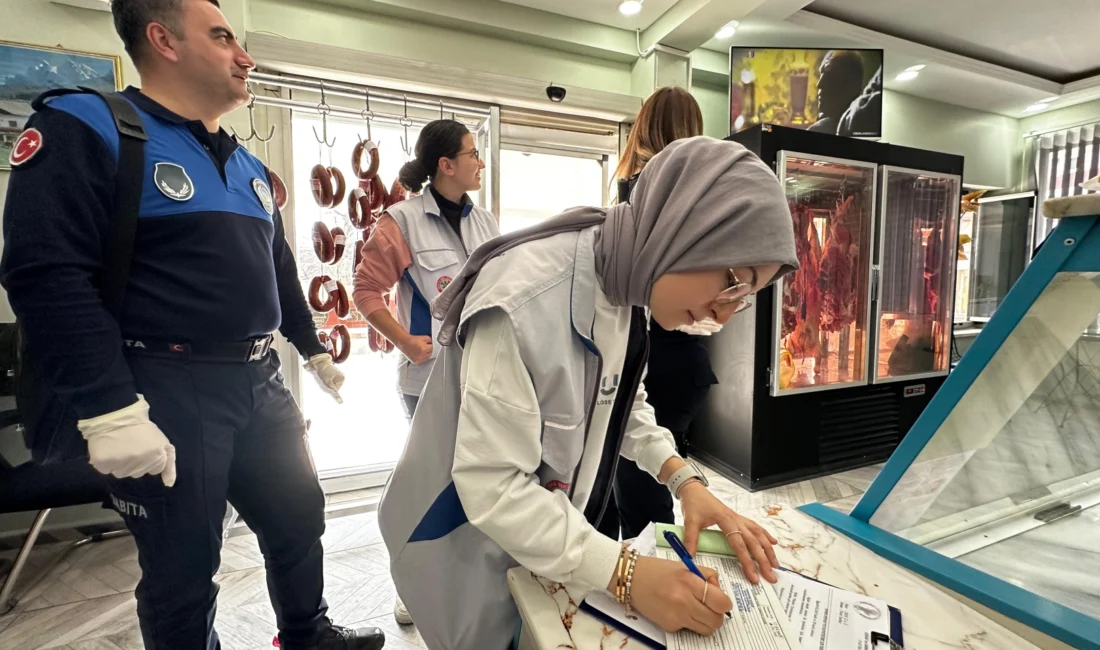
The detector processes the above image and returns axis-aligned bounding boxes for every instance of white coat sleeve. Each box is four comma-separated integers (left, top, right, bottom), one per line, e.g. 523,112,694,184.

451,308,624,592
618,380,680,479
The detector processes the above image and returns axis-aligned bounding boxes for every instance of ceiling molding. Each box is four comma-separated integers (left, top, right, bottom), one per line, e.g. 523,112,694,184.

246,32,641,123
313,0,640,63
787,10,1061,94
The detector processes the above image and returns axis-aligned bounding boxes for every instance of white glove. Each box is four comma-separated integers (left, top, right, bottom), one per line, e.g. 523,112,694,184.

305,353,344,404
675,318,724,336
77,396,177,487
1082,174,1100,192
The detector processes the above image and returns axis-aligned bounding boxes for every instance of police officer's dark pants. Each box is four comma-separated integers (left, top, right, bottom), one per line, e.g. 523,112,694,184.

107,349,327,650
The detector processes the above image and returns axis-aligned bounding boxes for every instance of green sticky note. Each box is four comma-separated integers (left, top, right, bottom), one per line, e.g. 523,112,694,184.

654,523,736,556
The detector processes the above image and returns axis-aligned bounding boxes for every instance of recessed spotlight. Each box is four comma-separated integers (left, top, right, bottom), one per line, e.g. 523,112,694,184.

895,70,919,81
619,0,643,16
1024,103,1049,112
905,64,926,72
1037,96,1058,104
715,21,739,40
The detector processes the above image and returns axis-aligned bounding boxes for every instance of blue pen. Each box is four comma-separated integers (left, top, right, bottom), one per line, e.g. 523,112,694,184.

663,530,732,618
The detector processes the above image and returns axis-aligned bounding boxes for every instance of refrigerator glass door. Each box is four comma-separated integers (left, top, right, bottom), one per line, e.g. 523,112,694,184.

773,152,877,396
874,168,961,384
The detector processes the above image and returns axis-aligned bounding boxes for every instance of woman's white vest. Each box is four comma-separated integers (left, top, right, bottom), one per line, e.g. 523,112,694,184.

386,189,499,396
378,227,646,649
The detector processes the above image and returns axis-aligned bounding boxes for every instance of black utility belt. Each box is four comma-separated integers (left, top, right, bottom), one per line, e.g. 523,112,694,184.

122,335,273,363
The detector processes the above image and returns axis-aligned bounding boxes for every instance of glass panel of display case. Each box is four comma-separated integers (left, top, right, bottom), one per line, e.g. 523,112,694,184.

968,195,1033,320
869,273,1100,619
955,211,974,323
866,271,1100,615
773,153,876,395
874,168,960,382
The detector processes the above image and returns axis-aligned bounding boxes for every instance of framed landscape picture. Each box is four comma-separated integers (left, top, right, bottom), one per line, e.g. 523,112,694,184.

0,40,122,168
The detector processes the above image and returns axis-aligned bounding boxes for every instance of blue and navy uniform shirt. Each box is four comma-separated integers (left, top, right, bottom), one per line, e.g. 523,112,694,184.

0,87,325,420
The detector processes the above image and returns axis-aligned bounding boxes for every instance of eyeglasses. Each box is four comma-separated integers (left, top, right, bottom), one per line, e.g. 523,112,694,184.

455,148,480,162
715,268,757,314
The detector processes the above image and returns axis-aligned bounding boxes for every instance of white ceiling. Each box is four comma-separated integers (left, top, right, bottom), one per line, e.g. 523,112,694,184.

497,0,679,31
386,0,1100,119
807,0,1100,83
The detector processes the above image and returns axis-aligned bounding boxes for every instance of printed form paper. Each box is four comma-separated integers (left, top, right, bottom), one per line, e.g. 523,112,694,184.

775,570,891,650
659,548,801,650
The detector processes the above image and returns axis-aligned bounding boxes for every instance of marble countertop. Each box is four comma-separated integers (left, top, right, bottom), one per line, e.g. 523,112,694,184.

508,505,1041,650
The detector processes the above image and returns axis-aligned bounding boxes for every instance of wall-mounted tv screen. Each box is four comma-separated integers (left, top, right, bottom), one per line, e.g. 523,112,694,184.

729,48,883,138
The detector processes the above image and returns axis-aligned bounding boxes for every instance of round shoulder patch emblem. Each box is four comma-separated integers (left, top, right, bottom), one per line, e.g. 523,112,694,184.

154,162,194,201
437,276,453,293
10,128,43,166
252,178,275,215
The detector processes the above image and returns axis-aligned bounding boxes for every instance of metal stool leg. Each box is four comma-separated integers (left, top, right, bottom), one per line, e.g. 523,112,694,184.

0,508,50,616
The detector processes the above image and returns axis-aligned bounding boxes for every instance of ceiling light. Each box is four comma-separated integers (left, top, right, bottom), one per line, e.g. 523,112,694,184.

905,64,926,72
1024,103,1049,112
715,21,739,40
895,70,919,81
619,0,643,16
1037,96,1058,104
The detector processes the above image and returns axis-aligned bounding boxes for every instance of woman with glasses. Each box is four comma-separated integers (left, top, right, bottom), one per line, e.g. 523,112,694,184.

377,136,798,649
598,86,724,543
352,118,498,626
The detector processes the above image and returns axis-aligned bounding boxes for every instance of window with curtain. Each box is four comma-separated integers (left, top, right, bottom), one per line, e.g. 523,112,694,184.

1029,122,1100,250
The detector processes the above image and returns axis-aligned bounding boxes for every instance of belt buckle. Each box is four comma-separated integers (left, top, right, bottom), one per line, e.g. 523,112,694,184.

247,337,269,362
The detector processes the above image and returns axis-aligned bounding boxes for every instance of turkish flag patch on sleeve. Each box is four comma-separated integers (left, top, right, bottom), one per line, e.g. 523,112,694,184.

10,128,43,166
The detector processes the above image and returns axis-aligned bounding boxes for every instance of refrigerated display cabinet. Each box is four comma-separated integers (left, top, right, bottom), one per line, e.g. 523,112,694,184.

689,125,963,490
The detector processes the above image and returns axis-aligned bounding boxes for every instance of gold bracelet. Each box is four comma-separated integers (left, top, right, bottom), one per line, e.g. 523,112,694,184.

624,549,639,614
614,548,628,603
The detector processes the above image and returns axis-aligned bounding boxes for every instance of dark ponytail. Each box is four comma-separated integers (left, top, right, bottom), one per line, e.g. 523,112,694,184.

397,119,470,194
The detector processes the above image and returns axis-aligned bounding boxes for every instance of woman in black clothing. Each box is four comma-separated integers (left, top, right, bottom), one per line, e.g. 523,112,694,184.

598,87,720,540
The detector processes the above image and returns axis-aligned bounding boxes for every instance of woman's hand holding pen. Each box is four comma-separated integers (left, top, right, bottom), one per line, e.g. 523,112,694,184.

623,556,733,636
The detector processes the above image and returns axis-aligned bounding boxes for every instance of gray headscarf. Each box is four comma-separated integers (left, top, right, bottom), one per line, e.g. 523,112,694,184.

434,136,798,345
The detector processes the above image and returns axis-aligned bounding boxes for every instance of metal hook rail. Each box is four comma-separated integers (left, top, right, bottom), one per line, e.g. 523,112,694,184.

230,87,276,142
311,82,337,148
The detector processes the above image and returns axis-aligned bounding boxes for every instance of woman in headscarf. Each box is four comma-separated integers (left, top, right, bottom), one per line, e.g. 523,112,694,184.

377,137,799,650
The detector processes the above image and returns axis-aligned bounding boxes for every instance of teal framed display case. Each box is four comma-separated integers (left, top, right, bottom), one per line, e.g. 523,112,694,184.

800,199,1100,650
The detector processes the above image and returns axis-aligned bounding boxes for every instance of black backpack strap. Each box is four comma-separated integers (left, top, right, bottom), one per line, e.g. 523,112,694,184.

78,87,148,320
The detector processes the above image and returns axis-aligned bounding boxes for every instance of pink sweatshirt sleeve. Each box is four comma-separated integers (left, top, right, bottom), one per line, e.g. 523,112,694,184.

353,215,412,318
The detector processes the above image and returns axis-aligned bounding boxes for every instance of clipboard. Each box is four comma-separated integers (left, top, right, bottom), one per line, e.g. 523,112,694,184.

577,599,666,649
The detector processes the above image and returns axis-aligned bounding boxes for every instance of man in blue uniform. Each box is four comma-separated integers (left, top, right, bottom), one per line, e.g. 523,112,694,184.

0,1,384,649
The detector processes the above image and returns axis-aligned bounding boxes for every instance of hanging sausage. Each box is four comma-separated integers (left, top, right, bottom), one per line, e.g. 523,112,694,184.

330,324,352,363
348,188,371,229
308,275,340,312
352,139,380,181
312,222,334,263
330,227,347,265
327,167,346,207
310,164,333,207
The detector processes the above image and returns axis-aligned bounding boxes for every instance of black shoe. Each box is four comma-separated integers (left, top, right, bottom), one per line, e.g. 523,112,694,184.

283,623,386,650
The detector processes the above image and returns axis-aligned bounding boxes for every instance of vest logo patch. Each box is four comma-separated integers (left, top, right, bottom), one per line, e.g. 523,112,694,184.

600,374,619,396
110,494,148,519
544,480,571,492
252,178,274,215
9,128,43,166
437,276,452,293
154,162,194,201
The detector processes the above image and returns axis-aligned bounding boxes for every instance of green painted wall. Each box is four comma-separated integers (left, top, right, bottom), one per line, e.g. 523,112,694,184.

691,82,730,140
250,0,633,96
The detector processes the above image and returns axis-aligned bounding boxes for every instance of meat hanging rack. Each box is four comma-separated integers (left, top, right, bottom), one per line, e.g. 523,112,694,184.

246,71,490,128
